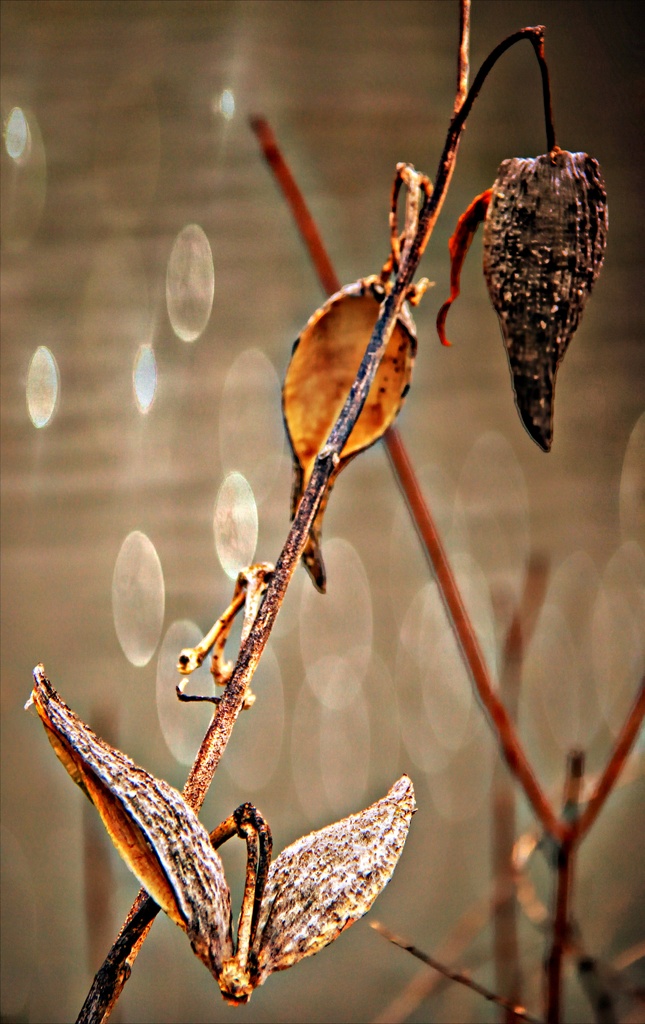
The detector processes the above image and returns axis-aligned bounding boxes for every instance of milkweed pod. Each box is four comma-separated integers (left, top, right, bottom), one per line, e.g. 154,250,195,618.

250,773,416,988
283,277,417,591
482,150,608,451
26,666,415,1004
25,666,234,974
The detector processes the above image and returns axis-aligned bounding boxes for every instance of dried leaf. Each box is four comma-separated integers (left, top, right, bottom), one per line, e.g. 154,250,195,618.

436,189,492,347
252,774,416,983
284,277,417,591
483,150,608,450
26,666,234,974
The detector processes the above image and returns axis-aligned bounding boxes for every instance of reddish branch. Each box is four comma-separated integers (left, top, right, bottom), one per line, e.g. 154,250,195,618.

573,679,645,841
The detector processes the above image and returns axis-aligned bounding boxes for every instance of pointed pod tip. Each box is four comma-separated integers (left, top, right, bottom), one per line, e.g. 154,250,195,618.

518,407,553,452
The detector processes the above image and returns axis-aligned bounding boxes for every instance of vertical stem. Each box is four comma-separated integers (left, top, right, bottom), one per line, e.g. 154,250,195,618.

545,751,585,1024
454,0,471,113
545,837,573,1024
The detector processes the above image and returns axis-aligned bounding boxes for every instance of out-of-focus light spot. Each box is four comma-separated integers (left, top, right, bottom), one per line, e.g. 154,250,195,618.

291,678,370,825
291,684,330,825
133,343,157,413
0,826,37,1017
156,620,215,766
388,463,460,628
453,431,530,641
112,530,165,666
430,727,494,822
26,346,59,428
593,543,645,737
299,538,372,682
305,654,362,711
619,411,645,545
2,106,46,251
222,645,284,791
213,472,258,579
219,349,284,503
166,224,214,342
4,107,30,161
396,571,490,777
93,71,160,226
520,552,602,781
319,692,370,816
219,88,235,120
531,606,583,750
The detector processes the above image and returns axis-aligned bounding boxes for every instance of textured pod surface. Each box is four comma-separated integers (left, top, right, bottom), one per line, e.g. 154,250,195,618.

483,151,608,451
27,667,233,975
284,277,417,590
252,774,415,984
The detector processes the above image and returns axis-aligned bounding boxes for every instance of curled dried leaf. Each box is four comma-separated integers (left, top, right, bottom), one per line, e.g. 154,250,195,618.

283,277,418,591
483,150,608,450
436,188,492,347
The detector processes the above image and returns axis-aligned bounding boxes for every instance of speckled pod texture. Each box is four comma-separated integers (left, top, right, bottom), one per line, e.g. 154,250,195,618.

483,151,608,451
252,774,416,983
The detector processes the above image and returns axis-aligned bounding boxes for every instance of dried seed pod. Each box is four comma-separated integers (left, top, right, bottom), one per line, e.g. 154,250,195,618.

251,773,415,986
26,666,234,975
482,150,608,451
27,666,415,1004
284,277,417,591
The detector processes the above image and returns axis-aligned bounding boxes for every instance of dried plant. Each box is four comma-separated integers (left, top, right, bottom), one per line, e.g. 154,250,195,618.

24,3,643,1023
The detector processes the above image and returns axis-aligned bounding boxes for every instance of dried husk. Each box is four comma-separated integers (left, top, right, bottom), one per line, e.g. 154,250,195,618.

283,276,417,590
482,150,608,451
27,666,415,1004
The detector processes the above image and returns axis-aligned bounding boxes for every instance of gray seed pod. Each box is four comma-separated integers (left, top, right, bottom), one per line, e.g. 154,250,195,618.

483,150,607,451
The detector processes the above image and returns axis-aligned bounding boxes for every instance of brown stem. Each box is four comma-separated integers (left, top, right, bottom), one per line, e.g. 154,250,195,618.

491,561,549,1022
571,678,645,841
449,25,556,156
371,921,543,1024
545,751,584,1024
249,116,341,297
454,0,471,114
371,878,515,1024
545,837,573,1024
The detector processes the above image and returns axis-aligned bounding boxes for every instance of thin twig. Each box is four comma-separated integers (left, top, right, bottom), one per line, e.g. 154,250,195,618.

545,751,584,1024
249,117,340,295
491,559,549,1021
572,679,645,841
371,879,515,1024
454,0,470,114
371,921,543,1024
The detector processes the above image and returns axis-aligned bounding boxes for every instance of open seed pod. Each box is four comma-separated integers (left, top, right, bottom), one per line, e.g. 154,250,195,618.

283,276,417,591
26,666,415,1005
482,150,608,451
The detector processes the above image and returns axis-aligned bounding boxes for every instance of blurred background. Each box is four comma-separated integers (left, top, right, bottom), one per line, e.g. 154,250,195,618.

1,2,643,1022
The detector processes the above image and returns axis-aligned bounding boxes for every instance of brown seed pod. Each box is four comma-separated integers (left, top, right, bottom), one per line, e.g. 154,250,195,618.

482,150,608,451
283,276,418,591
27,665,415,1004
